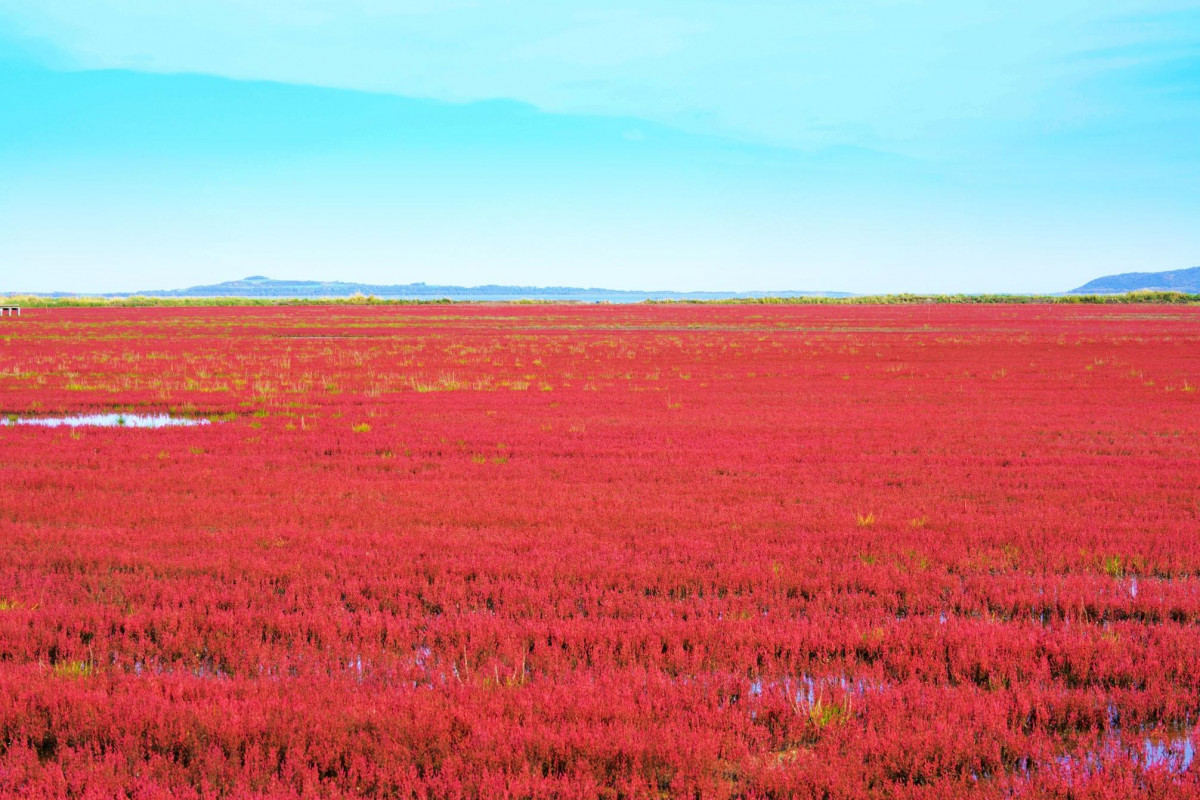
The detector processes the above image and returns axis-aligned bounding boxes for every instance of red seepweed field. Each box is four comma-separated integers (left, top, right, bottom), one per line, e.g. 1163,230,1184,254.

1,302,1199,798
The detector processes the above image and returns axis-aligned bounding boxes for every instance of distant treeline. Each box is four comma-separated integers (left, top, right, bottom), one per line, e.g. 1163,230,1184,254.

0,295,458,308
2,291,1199,308
677,291,1200,305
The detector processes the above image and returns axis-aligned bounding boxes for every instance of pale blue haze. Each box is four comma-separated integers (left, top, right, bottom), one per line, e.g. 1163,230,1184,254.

1,2,1198,293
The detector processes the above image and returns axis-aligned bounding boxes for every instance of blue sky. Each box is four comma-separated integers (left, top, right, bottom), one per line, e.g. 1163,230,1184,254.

1,1,1198,293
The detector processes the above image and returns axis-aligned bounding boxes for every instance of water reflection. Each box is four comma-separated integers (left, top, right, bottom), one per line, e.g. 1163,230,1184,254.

1144,734,1195,773
2,413,211,428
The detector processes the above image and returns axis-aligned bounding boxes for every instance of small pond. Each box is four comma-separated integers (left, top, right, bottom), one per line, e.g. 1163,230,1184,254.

2,414,211,428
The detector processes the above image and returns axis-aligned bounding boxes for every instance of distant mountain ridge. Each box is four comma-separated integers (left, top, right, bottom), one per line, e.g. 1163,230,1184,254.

34,276,850,302
1070,266,1200,294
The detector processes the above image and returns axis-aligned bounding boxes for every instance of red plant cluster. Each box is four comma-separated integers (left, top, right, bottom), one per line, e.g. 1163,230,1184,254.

0,303,1198,798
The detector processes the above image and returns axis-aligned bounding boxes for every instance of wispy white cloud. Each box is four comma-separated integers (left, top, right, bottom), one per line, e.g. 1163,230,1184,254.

2,0,1195,151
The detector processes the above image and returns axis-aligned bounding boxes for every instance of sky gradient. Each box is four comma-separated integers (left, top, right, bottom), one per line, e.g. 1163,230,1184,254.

1,1,1198,294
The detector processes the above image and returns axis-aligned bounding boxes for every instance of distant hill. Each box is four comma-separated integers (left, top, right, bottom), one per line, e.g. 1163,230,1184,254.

1070,266,1200,294
38,276,850,302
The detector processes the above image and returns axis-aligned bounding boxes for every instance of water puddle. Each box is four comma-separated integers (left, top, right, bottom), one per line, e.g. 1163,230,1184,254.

1050,731,1196,777
2,413,211,428
1144,734,1195,772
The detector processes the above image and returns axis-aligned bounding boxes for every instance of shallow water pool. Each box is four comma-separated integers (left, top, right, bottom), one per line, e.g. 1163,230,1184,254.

2,413,211,428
